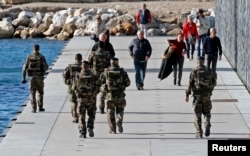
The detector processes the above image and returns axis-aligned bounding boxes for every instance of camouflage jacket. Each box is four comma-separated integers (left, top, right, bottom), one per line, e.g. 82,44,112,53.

186,65,217,97
88,49,110,76
72,69,100,101
62,61,82,93
99,65,130,99
22,51,48,78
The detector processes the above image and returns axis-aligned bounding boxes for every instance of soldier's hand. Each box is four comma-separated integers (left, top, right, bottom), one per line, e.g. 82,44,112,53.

185,96,189,102
22,79,27,84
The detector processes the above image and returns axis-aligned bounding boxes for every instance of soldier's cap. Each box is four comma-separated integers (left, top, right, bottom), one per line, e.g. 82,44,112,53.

110,57,119,61
82,60,90,65
198,56,205,61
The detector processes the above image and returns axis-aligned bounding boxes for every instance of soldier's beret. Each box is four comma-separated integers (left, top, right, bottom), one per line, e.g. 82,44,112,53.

82,60,90,65
110,57,119,61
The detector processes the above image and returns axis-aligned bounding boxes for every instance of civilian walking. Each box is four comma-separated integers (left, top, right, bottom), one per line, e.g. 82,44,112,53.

167,33,186,86
182,15,199,61
135,3,152,38
194,9,210,57
203,28,222,73
129,30,152,90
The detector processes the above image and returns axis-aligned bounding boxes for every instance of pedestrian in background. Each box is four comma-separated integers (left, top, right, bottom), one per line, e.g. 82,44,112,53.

182,15,199,61
194,9,210,57
136,3,152,38
129,30,152,90
167,33,186,86
185,56,217,138
91,15,107,42
203,28,222,73
99,57,130,134
22,44,48,113
62,53,82,123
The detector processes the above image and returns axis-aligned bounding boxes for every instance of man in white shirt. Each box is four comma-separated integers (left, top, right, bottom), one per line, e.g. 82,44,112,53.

194,9,210,57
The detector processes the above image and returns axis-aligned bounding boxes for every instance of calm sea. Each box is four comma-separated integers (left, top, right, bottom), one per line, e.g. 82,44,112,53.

0,38,66,135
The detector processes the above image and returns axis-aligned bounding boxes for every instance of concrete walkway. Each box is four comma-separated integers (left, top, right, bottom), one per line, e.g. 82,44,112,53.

0,36,249,156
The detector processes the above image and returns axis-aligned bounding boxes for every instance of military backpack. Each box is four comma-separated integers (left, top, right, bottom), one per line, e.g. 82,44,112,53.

194,67,212,91
78,74,95,95
64,64,81,85
105,68,124,91
93,50,110,70
27,54,48,76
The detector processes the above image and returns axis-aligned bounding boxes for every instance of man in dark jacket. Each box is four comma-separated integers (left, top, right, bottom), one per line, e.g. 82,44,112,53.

203,28,222,72
91,32,115,59
129,30,152,90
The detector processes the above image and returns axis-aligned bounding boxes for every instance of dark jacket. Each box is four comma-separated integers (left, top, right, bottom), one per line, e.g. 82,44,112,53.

203,36,222,56
92,41,115,58
129,38,152,61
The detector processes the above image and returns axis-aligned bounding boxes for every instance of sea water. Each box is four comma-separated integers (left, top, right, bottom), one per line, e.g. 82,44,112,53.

0,38,66,135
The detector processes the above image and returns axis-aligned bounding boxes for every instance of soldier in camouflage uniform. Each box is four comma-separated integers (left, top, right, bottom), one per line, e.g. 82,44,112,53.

99,57,130,134
72,61,100,138
88,41,110,114
185,56,217,138
62,53,82,123
22,44,48,113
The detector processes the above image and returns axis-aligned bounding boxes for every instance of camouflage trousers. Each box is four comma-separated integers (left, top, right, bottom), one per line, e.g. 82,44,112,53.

29,77,44,111
69,92,78,122
192,96,212,135
105,98,126,132
77,98,97,134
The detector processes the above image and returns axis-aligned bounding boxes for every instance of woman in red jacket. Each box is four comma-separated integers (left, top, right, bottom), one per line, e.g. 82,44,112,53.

182,15,199,61
167,33,186,86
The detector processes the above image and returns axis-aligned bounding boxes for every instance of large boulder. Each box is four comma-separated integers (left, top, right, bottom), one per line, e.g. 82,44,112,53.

147,28,163,36
12,16,31,27
18,11,36,18
166,28,182,36
20,28,29,39
43,24,61,36
62,23,77,37
74,8,87,17
56,31,70,41
75,15,92,29
43,12,54,27
73,28,86,36
29,12,43,27
29,28,44,38
53,11,67,27
0,18,15,38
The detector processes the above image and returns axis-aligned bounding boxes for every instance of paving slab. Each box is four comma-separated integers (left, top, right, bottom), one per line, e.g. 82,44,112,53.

0,36,249,156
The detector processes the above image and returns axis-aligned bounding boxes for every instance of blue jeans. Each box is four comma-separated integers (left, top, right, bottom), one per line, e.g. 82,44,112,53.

134,60,147,87
197,34,207,57
185,39,195,58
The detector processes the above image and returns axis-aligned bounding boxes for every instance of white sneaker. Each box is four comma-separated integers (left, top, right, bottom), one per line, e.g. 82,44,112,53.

186,58,190,61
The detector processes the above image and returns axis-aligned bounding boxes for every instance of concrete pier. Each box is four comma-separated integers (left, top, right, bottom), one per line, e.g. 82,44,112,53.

0,36,249,156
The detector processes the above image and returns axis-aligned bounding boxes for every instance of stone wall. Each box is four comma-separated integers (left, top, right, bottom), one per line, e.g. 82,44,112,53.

216,0,250,90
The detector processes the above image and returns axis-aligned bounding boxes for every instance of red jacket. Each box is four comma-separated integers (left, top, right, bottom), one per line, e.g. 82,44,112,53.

182,22,199,39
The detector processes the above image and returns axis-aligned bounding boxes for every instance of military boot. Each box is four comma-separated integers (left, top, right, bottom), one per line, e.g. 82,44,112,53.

79,131,86,138
195,129,203,138
195,133,203,139
88,128,94,137
117,122,123,133
39,108,45,112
